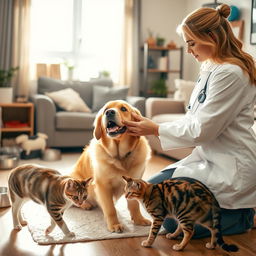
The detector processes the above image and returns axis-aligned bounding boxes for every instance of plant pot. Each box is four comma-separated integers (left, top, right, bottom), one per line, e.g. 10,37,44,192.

0,87,13,103
68,69,74,81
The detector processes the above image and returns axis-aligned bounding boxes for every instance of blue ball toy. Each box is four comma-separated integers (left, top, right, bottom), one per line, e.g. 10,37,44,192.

228,5,240,21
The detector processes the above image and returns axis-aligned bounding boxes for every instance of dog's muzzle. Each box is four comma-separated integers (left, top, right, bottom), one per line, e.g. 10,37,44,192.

105,109,127,137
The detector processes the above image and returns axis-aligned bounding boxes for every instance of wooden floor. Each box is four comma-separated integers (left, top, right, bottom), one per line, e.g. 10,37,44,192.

0,152,255,256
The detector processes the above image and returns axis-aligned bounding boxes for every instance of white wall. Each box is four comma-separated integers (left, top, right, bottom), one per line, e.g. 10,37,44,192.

141,0,256,83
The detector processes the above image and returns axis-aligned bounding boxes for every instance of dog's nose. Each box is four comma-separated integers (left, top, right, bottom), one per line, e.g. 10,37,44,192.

106,109,115,117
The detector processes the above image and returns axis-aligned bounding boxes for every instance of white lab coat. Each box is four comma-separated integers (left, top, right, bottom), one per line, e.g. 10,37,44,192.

159,62,256,209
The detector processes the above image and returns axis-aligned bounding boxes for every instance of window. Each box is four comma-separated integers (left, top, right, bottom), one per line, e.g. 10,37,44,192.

30,0,125,82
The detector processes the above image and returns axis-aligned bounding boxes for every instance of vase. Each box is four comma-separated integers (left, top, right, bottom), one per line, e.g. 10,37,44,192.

68,69,74,81
0,87,13,103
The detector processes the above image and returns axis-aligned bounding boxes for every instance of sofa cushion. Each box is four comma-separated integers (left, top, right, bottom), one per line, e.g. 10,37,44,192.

152,113,185,123
38,77,113,108
92,85,129,112
174,79,195,110
56,111,97,130
45,88,91,112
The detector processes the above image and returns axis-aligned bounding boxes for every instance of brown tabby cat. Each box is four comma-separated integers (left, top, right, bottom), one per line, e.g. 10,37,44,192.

122,176,239,252
8,164,92,237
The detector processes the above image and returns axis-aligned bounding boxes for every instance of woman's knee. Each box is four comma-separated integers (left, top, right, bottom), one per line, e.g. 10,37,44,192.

147,168,176,184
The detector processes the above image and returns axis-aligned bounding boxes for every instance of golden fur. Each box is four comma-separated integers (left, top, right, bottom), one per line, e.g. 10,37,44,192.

70,100,151,232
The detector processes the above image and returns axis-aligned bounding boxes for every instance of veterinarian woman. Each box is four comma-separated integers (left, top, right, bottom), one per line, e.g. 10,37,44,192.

123,4,256,237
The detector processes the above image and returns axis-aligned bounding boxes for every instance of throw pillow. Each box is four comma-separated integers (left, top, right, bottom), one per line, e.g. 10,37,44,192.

45,88,91,113
92,85,129,112
174,79,195,110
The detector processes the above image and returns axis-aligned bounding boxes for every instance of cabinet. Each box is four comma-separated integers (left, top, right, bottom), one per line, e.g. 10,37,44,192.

141,43,183,97
0,103,34,145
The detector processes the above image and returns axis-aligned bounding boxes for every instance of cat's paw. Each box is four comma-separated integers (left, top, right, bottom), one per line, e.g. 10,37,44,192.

133,217,151,226
66,232,75,237
172,243,184,251
141,240,152,248
108,223,124,233
80,201,94,210
166,232,177,239
205,242,216,249
13,224,22,231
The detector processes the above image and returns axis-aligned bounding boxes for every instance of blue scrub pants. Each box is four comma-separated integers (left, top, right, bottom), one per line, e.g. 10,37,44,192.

148,168,255,238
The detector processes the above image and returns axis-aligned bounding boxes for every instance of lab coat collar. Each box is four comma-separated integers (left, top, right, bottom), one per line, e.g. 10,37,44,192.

200,60,219,72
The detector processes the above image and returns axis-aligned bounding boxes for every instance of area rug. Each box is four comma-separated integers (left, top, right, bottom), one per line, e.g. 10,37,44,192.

22,196,165,245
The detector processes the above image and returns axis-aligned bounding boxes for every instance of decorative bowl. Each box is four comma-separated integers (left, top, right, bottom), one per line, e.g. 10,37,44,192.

0,155,19,170
0,147,20,170
0,187,11,208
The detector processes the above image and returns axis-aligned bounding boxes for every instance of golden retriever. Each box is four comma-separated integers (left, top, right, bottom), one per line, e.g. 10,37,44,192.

70,100,151,232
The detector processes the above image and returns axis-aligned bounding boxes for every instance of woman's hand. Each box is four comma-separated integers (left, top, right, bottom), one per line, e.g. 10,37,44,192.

123,112,159,136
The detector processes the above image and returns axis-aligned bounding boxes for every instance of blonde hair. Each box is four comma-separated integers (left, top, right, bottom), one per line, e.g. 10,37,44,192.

178,4,256,85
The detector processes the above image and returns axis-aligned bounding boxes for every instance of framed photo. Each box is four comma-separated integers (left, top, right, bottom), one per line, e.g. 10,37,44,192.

251,0,256,44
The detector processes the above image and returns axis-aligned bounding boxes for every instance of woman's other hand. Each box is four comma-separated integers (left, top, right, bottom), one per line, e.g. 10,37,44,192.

123,112,159,136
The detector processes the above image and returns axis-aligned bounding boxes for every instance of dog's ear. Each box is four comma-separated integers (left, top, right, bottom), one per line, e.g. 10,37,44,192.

93,111,103,140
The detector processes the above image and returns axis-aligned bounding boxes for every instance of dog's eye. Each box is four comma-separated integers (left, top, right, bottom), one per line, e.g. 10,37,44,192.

121,106,127,112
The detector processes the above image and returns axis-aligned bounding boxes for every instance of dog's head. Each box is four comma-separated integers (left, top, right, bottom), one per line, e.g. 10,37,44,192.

93,100,141,140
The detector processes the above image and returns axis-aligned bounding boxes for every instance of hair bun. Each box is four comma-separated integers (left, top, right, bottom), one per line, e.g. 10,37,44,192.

216,4,230,18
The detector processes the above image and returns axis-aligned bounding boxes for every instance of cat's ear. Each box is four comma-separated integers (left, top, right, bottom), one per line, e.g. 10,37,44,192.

66,179,75,191
82,177,93,187
122,176,133,184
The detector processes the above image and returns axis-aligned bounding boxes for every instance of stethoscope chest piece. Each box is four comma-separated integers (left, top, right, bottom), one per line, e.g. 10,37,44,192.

198,89,207,103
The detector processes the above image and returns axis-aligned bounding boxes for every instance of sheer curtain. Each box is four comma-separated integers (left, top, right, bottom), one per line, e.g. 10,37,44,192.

0,0,31,100
0,0,13,70
12,0,31,99
119,0,141,96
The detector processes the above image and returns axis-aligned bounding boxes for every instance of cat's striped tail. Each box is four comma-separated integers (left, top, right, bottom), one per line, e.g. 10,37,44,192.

216,234,239,252
212,205,239,252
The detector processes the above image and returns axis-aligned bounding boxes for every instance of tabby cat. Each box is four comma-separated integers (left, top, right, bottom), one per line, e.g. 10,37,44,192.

122,176,239,252
8,164,92,237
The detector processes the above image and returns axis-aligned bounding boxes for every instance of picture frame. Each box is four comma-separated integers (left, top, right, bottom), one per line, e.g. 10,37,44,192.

251,0,256,44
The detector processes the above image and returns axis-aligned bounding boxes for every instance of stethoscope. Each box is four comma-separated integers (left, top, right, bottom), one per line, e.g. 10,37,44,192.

187,71,212,110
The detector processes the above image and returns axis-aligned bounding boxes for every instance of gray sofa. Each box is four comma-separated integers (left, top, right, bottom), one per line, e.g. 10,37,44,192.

145,97,193,160
31,77,145,148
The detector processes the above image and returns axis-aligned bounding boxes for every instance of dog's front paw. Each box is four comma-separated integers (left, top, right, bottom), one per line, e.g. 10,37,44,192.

108,223,124,233
141,240,152,247
133,217,151,226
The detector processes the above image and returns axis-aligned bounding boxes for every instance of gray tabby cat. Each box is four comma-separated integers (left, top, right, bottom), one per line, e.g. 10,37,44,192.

8,164,92,237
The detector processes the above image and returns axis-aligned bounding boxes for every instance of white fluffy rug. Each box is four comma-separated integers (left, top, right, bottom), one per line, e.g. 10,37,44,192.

22,196,165,245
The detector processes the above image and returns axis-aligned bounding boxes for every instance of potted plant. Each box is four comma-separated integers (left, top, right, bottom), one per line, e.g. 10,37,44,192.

156,36,165,47
146,29,156,47
0,67,19,103
63,60,74,81
150,79,167,97
99,70,111,78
